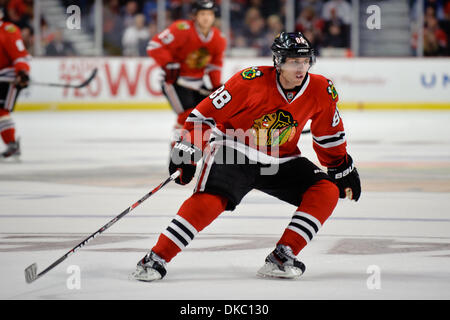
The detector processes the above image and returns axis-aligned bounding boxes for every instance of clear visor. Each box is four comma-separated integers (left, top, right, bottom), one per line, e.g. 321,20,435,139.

280,58,311,72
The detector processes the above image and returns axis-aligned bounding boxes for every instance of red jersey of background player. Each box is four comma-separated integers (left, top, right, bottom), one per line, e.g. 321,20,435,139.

147,19,226,89
0,20,30,74
184,65,347,168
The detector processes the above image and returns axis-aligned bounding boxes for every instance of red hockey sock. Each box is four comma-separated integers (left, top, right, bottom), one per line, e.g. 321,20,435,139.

152,192,228,262
0,110,15,145
278,179,339,255
1,128,15,144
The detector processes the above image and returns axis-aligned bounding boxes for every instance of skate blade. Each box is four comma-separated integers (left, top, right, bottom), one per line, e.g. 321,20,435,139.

129,269,162,282
256,263,304,280
0,155,21,163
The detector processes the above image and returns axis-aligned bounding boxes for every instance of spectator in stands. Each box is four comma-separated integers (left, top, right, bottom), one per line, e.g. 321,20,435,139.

424,0,447,20
122,13,150,57
321,0,352,25
262,14,284,55
122,1,140,29
21,25,33,52
102,0,124,55
45,29,76,56
143,0,172,26
147,19,158,40
241,7,267,55
423,6,448,56
322,20,347,48
410,0,446,21
246,0,281,18
302,29,320,57
295,5,324,42
6,0,32,29
321,7,349,48
266,14,284,39
230,33,248,52
441,2,450,54
229,0,247,33
297,0,324,18
296,6,321,31
143,0,157,23
40,19,54,51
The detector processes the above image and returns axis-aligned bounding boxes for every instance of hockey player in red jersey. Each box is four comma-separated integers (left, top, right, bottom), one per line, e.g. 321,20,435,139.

146,0,226,145
0,9,30,159
132,32,361,281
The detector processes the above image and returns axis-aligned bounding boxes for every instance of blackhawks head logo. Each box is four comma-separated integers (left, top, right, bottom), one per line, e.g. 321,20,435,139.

241,67,263,80
327,80,338,100
176,21,190,30
185,47,211,69
251,110,298,147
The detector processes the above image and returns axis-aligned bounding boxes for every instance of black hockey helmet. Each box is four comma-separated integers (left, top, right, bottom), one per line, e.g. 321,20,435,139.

271,32,316,69
192,0,217,14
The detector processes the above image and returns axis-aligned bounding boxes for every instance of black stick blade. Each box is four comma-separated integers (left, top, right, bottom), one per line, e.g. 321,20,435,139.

75,68,98,89
25,263,38,284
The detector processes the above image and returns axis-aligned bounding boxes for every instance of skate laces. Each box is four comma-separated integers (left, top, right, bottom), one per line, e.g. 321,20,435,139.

143,251,167,267
138,251,168,278
269,244,298,266
276,245,297,260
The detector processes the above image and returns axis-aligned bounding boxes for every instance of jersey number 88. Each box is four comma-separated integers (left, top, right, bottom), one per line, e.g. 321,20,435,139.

209,85,231,109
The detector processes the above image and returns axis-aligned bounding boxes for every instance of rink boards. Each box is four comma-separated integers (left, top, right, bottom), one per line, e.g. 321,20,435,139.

14,57,450,111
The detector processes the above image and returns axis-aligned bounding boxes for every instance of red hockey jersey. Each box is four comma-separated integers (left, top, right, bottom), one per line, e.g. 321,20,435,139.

147,19,226,88
0,20,31,73
184,66,347,168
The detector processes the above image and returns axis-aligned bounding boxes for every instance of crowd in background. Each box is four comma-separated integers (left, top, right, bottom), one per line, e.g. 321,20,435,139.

0,0,448,57
410,0,450,56
94,0,355,57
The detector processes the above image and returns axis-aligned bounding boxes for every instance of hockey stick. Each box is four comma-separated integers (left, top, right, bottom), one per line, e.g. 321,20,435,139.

24,170,180,284
0,68,98,89
176,78,211,96
32,68,98,89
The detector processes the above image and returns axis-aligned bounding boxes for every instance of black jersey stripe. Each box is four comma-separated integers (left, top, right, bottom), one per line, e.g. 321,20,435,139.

186,112,216,128
313,132,346,145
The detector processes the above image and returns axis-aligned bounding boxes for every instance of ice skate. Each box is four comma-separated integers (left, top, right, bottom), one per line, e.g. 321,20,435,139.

130,251,167,282
1,139,20,159
257,244,306,279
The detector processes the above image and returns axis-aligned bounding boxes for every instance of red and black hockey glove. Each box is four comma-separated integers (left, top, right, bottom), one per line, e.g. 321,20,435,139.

14,70,30,89
163,62,180,85
169,140,202,185
327,154,361,201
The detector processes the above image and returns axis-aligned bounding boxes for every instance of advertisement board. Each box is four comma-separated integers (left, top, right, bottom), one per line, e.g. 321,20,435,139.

15,57,450,111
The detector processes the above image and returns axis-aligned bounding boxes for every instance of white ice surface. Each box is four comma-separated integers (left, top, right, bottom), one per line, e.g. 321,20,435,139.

1,110,450,300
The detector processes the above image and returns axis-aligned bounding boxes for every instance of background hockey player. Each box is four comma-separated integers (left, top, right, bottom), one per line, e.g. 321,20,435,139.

146,0,226,146
132,32,361,281
0,8,30,159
